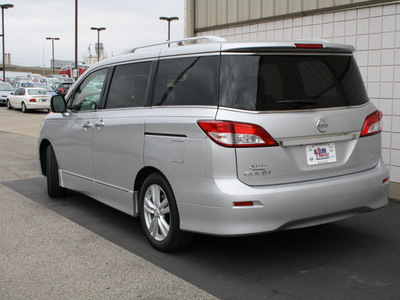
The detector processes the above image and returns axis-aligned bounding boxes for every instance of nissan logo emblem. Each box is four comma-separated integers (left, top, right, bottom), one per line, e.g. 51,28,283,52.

316,119,328,133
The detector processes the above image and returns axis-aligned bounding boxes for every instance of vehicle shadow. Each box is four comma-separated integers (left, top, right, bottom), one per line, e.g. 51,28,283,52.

4,177,399,300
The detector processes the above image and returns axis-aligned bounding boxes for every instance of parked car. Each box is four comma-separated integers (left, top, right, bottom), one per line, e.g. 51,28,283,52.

0,82,14,105
7,87,51,113
39,78,60,85
39,37,389,252
4,77,15,84
26,82,57,96
27,73,44,82
51,82,73,96
12,77,32,89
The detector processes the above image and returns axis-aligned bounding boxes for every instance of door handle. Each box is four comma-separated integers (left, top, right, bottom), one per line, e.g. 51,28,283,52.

95,120,105,128
82,121,92,129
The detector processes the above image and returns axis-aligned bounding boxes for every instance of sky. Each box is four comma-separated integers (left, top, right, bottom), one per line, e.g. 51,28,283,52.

5,0,184,67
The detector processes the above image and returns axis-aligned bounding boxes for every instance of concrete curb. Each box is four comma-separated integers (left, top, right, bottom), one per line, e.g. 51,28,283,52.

389,182,400,201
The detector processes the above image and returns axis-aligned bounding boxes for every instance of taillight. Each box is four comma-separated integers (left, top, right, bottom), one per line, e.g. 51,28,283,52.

29,99,36,102
59,88,64,92
197,120,278,148
295,43,323,49
360,110,382,137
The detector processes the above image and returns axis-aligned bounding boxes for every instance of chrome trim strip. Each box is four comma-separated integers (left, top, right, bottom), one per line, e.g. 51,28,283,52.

278,131,359,147
216,102,370,114
60,170,95,182
96,180,132,193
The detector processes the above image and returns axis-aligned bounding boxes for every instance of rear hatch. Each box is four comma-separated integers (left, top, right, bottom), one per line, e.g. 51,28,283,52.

216,44,382,186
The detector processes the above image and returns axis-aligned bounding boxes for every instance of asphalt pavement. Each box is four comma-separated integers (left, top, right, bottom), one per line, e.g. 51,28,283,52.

1,107,399,300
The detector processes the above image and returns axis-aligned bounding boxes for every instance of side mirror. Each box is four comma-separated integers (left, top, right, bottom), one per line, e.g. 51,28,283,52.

50,95,67,113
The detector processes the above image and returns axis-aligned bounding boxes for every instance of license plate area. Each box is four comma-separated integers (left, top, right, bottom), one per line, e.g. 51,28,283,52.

306,143,337,165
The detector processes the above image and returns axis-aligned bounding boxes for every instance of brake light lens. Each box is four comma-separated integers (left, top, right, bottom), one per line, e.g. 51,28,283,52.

360,110,383,137
197,120,278,148
29,98,36,102
59,88,64,92
295,43,323,49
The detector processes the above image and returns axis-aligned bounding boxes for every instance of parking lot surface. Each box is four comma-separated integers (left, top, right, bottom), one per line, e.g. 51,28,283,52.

1,107,400,299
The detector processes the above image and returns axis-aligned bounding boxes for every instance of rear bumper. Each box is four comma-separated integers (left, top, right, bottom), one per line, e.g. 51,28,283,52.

26,102,50,110
172,159,389,235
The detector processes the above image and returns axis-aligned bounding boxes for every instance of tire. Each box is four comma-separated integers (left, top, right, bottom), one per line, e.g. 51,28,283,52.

21,102,28,113
46,145,65,197
6,99,12,109
139,172,193,252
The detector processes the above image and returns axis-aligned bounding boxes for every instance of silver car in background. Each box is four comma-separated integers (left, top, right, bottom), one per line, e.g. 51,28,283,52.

38,37,389,251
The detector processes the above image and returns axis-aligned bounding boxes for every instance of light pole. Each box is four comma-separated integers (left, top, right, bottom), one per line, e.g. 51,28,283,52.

1,4,13,82
46,37,60,75
159,16,179,47
90,27,106,62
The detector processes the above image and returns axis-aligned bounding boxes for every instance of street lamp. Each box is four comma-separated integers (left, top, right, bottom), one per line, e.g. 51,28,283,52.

1,4,13,82
46,37,60,75
159,16,179,47
90,27,106,61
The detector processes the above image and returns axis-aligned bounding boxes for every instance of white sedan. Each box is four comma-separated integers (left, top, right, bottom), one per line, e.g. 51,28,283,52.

7,87,52,113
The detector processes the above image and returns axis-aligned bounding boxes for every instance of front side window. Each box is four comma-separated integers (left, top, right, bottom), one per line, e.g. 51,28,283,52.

68,68,108,112
153,56,219,106
219,55,368,111
105,61,151,109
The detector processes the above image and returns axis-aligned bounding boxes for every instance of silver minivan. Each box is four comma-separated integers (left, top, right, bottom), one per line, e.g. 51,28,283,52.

39,36,389,251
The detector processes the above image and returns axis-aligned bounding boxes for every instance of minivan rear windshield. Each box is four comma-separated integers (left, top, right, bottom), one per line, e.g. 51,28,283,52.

219,54,368,111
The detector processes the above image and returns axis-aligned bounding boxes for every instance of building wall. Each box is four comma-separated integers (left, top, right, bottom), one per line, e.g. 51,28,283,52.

191,1,400,183
188,0,397,34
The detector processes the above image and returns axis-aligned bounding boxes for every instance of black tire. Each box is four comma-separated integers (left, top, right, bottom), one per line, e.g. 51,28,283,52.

46,145,65,198
6,100,12,109
21,102,28,113
139,172,193,252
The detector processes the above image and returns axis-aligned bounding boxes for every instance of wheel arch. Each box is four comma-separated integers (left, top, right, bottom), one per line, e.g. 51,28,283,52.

134,166,162,193
39,139,51,176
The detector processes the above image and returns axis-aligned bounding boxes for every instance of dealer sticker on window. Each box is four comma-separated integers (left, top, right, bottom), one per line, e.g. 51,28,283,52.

306,143,337,165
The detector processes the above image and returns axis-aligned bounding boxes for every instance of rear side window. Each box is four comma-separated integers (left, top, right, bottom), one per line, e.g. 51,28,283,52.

220,55,368,111
106,61,151,109
153,56,219,106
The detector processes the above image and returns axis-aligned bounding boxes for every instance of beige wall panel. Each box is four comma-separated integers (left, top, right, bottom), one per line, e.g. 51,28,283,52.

303,0,318,11
207,0,218,26
195,0,208,28
319,0,335,9
227,0,239,23
335,0,353,5
238,0,250,21
275,0,288,15
262,0,275,17
217,0,228,25
250,0,262,19
288,0,302,13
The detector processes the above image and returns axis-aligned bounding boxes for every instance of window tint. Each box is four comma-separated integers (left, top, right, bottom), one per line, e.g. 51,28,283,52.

220,55,368,111
153,56,219,106
69,68,108,112
105,62,151,109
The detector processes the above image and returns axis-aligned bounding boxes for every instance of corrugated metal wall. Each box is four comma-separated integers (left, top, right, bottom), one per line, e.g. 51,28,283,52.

190,0,397,32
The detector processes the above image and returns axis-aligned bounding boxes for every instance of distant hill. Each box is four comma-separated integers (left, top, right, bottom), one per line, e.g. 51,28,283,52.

0,64,56,76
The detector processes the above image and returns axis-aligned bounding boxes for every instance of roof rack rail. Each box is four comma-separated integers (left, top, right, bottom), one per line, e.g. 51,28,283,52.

128,36,227,53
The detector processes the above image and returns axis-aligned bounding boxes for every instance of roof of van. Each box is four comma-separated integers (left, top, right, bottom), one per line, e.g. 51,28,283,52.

90,37,355,71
